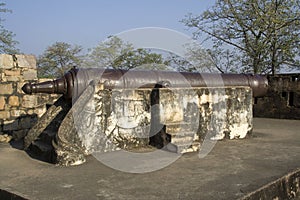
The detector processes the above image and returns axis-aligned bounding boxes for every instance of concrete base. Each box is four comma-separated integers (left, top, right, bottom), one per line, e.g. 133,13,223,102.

0,118,299,200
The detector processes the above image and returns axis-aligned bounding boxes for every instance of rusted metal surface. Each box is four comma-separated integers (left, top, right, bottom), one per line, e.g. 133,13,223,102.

22,68,268,99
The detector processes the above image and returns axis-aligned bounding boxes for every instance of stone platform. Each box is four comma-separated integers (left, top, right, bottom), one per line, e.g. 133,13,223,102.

0,118,299,200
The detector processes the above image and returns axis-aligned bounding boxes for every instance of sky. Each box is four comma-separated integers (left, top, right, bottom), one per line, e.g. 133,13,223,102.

2,0,216,56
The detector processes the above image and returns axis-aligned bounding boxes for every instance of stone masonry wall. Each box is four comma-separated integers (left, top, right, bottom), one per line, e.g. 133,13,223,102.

0,54,59,139
253,74,300,119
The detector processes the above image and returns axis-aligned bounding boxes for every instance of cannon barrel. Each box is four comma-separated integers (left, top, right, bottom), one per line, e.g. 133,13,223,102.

22,68,268,99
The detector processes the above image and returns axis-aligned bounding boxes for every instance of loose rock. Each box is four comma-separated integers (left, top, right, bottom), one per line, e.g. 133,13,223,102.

0,134,12,143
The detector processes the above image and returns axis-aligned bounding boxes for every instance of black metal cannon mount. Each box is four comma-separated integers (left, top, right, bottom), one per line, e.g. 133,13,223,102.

21,68,268,166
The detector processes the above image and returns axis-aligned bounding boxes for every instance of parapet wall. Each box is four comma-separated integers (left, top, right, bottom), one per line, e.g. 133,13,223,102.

254,74,300,119
0,54,59,138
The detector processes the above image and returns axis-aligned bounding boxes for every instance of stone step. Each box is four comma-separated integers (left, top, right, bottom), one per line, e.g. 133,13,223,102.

171,136,194,146
168,131,196,138
166,123,198,134
175,141,200,154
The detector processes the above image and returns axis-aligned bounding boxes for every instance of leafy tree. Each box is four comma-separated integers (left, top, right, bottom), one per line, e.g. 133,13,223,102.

85,36,168,70
84,36,133,68
86,36,219,72
37,42,83,78
0,2,19,54
112,48,167,70
164,53,193,72
182,0,300,74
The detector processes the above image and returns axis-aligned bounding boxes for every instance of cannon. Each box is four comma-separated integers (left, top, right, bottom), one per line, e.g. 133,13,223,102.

22,67,268,98
22,68,268,166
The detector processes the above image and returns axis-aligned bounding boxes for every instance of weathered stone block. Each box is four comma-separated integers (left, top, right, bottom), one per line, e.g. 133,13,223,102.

38,94,50,104
0,72,5,81
0,96,5,110
0,84,14,95
34,106,47,118
0,54,13,69
0,111,10,120
17,81,25,94
23,69,37,80
15,55,36,69
8,96,19,107
159,89,184,123
27,109,34,115
4,69,21,76
0,134,12,143
10,109,26,118
22,95,38,108
6,76,20,82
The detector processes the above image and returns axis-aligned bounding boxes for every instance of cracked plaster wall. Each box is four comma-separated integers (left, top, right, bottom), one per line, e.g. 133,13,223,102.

78,85,253,154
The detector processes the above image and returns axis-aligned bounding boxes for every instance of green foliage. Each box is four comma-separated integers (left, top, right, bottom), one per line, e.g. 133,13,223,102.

112,48,166,70
0,2,19,54
85,36,168,70
182,0,300,74
37,42,83,78
84,36,133,68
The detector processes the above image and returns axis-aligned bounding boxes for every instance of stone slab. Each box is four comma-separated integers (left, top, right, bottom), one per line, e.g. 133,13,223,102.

15,55,36,69
0,84,13,95
0,118,300,200
0,96,5,110
0,54,13,69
